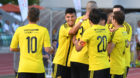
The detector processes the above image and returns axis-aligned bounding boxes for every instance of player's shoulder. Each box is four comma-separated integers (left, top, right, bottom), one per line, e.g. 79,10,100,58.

33,24,49,32
123,21,132,28
60,23,70,30
84,26,94,34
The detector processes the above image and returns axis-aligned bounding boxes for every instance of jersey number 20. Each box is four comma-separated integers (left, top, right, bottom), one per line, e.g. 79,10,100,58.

97,36,107,52
26,36,37,53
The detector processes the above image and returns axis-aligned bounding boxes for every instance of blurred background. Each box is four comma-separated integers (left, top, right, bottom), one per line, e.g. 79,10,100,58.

0,0,140,78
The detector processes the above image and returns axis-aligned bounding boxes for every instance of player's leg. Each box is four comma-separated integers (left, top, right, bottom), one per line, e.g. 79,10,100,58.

89,68,110,78
52,64,67,78
66,67,71,78
79,63,89,78
71,62,80,78
52,64,62,78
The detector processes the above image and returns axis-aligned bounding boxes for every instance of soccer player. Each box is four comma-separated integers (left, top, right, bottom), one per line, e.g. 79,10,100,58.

10,7,52,78
108,11,128,78
113,5,132,77
70,1,98,78
52,8,78,78
107,5,132,77
75,9,110,78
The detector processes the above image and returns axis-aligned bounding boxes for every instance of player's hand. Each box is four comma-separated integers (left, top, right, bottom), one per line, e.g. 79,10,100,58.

74,39,78,45
80,41,86,46
109,28,115,32
82,15,88,21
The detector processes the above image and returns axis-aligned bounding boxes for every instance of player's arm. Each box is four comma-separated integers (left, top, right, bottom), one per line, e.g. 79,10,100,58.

107,42,115,54
10,28,19,52
69,16,88,35
44,29,53,54
44,47,54,54
74,40,86,51
107,31,119,54
10,48,20,52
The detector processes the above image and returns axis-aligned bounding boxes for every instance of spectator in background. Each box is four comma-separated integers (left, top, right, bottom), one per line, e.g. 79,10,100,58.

12,21,19,32
0,13,3,46
52,40,57,53
135,20,140,61
42,48,50,68
3,20,13,34
0,13,3,33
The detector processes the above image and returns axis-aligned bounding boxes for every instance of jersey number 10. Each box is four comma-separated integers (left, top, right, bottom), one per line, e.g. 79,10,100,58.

26,36,37,53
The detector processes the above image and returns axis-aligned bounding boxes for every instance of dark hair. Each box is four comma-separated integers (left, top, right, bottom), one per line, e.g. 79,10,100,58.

113,5,125,13
52,39,57,42
28,7,40,22
89,9,101,24
65,8,76,15
100,12,107,24
113,11,125,25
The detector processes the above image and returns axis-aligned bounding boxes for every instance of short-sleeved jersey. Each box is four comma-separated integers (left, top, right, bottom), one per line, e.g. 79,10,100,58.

110,27,128,75
105,24,112,42
53,23,73,67
70,16,90,64
106,22,132,67
10,24,51,73
81,25,110,71
123,22,132,67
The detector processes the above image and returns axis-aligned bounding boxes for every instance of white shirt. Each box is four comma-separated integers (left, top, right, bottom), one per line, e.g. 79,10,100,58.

12,23,19,32
136,27,140,42
3,23,10,32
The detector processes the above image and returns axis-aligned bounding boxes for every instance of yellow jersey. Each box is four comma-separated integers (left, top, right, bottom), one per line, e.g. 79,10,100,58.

106,22,132,67
10,24,51,73
123,22,132,67
81,24,110,71
70,16,90,64
53,23,73,67
110,27,128,75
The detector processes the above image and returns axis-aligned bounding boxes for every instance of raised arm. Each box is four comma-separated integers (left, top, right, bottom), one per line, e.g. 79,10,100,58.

69,16,88,35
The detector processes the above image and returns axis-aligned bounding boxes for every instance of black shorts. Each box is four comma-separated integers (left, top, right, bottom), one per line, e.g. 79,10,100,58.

16,72,45,78
89,68,110,78
71,62,89,78
136,43,140,50
111,74,123,78
52,64,71,78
